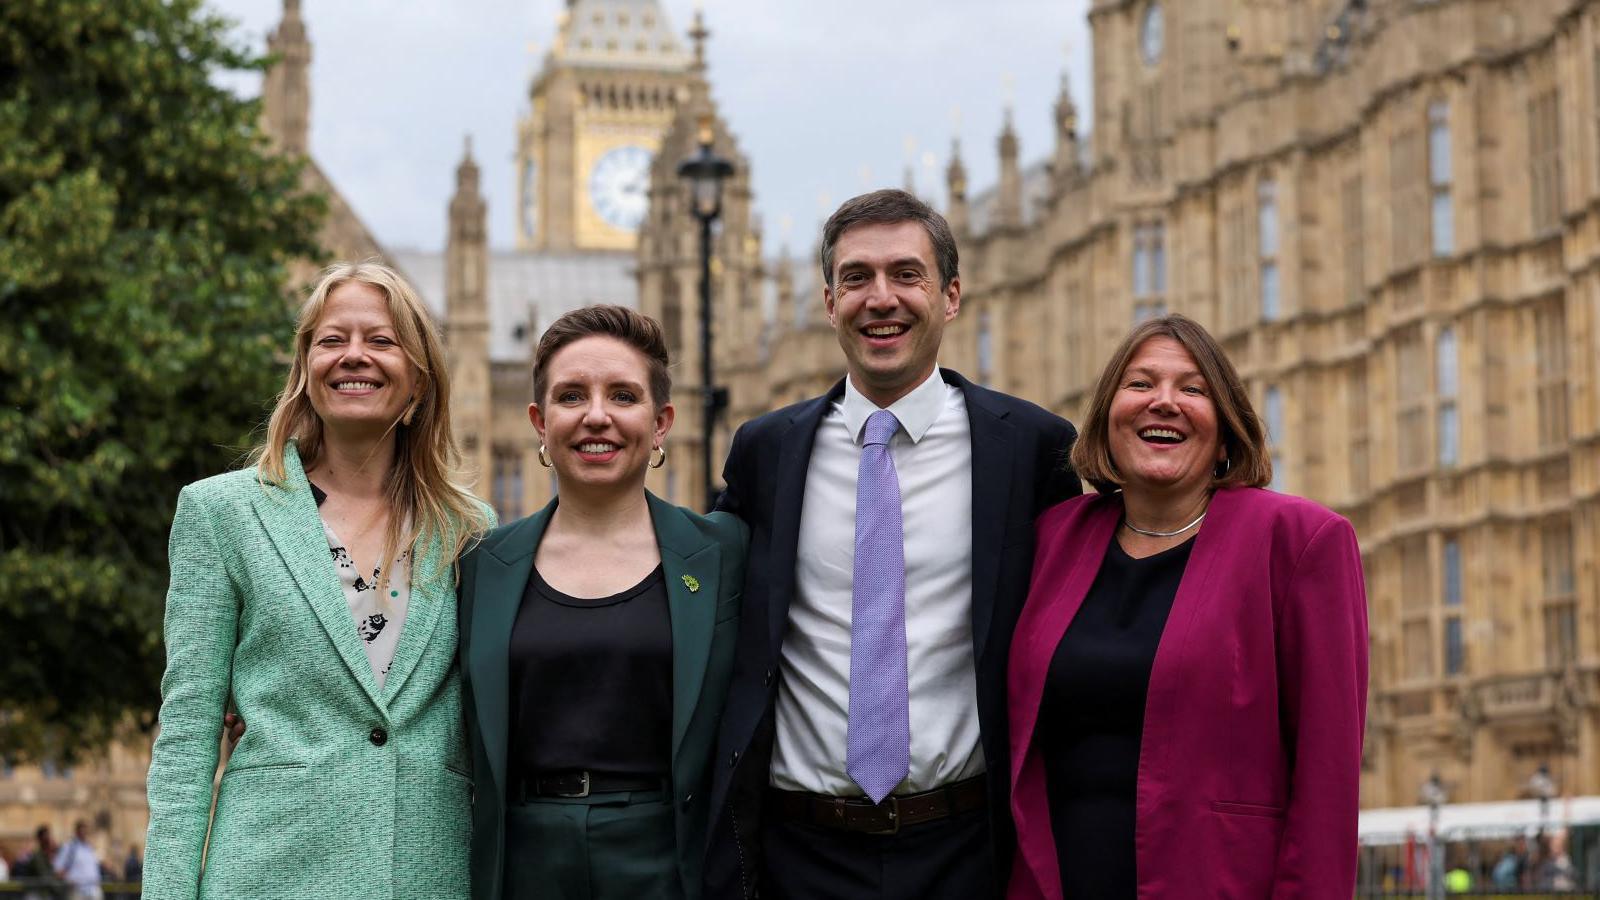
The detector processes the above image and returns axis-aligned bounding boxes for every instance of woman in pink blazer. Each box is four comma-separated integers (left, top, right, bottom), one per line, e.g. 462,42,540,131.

1008,315,1368,899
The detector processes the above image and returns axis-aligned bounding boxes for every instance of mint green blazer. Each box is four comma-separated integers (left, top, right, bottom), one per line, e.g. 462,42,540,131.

144,444,490,900
459,493,748,900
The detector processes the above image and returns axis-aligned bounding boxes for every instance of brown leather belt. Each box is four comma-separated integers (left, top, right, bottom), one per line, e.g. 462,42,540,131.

766,775,987,835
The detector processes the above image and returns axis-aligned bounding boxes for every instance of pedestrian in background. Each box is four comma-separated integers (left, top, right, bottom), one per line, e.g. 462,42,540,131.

1007,314,1369,898
14,826,55,889
142,262,492,899
52,821,102,900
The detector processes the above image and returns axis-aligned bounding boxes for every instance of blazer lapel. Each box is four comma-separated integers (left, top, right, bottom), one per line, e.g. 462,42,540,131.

957,373,1018,664
381,528,449,704
252,443,386,713
466,502,551,800
648,494,721,774
766,384,840,657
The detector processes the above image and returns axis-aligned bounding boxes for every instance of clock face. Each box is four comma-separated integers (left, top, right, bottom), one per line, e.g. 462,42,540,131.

587,144,653,232
520,158,538,239
1141,3,1164,65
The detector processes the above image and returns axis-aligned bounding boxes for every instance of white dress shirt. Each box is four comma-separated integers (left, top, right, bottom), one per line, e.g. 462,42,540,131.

52,837,102,895
771,369,983,796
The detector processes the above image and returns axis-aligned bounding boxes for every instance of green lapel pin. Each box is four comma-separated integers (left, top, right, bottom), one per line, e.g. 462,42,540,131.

681,574,700,593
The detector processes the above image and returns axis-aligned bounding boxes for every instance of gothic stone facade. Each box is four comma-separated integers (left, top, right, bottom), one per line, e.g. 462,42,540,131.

654,0,1600,808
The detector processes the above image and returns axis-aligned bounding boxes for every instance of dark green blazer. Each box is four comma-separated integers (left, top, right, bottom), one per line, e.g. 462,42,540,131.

459,492,749,900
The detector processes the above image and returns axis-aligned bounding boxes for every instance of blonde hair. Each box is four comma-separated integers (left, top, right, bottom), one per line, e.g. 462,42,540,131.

252,261,490,581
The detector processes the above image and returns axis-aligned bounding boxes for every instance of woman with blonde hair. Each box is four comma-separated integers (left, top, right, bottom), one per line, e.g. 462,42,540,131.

143,261,492,899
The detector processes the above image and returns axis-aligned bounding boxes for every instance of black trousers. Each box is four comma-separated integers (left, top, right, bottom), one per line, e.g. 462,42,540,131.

759,803,996,900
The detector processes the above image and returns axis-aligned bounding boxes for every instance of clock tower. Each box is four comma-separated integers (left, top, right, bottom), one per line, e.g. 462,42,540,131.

517,0,693,252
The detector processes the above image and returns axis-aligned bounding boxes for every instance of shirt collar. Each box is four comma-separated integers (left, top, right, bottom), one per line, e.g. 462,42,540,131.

841,368,948,445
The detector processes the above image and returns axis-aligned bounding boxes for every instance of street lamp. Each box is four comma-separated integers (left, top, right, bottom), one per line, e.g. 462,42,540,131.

1419,772,1448,900
677,116,734,511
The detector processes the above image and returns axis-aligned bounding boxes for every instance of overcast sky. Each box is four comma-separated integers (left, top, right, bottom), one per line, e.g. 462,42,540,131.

207,0,1092,255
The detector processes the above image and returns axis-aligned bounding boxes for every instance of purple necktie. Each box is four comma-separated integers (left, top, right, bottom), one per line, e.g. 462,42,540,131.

847,409,910,804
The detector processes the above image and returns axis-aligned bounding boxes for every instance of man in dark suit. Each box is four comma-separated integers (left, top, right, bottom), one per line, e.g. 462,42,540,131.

705,189,1081,899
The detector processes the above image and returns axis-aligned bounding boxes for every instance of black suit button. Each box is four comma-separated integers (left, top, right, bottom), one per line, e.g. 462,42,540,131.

681,793,694,810
369,727,388,747
763,668,774,686
729,750,740,767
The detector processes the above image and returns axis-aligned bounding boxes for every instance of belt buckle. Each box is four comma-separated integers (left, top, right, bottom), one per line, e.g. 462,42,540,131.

554,771,591,798
863,795,900,836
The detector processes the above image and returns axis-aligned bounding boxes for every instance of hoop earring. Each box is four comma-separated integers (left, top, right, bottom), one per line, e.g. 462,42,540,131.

650,445,667,469
1214,456,1232,478
538,443,553,468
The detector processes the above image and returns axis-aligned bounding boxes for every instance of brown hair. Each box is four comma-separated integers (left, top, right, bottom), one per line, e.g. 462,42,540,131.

1071,313,1272,493
253,261,491,585
820,188,959,290
532,305,671,409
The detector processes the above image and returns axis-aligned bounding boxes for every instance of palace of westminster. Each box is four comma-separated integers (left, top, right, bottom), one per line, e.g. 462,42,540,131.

4,0,1599,864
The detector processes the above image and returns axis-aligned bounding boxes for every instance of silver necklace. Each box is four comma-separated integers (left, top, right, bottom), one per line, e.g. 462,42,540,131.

1123,511,1206,538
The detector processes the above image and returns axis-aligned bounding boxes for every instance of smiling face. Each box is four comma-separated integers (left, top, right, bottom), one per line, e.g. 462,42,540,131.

1108,337,1227,501
529,335,673,493
824,220,959,407
305,281,419,439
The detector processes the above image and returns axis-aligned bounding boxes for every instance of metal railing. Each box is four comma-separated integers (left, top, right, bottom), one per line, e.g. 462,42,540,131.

0,879,141,898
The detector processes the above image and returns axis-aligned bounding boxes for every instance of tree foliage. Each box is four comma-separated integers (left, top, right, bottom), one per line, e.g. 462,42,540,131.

0,0,324,762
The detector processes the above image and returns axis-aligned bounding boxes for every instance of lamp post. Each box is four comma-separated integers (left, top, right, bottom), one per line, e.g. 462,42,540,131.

1420,772,1448,900
677,119,735,511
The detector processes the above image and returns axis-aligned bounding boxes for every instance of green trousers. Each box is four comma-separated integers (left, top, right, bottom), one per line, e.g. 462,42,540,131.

503,789,682,900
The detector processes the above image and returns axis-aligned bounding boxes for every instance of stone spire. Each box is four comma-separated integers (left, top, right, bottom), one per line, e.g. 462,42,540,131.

448,135,486,318
1052,69,1082,187
946,138,969,236
996,109,1022,230
446,135,491,495
683,8,713,111
689,7,709,74
774,252,796,333
262,0,310,155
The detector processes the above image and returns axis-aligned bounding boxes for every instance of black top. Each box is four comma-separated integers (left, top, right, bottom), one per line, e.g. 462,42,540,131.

508,564,672,782
1039,535,1194,898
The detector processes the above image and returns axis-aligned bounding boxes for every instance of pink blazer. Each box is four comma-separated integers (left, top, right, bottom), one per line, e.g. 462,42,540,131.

1007,488,1368,899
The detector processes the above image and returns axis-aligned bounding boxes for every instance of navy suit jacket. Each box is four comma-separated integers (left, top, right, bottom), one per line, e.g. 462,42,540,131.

704,369,1081,899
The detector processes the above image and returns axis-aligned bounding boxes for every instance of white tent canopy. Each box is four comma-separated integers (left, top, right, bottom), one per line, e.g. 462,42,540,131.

1359,796,1600,845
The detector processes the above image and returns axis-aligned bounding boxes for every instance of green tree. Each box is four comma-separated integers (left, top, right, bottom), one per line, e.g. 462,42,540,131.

0,0,324,762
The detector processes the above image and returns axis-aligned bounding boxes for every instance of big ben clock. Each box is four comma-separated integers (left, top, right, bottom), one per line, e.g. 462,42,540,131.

587,144,653,232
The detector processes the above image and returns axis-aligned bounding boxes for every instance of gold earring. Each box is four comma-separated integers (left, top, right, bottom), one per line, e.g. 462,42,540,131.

650,445,667,469
401,398,419,427
538,443,553,468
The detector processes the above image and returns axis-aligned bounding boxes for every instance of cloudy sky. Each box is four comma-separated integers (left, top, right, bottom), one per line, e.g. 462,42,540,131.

208,0,1092,254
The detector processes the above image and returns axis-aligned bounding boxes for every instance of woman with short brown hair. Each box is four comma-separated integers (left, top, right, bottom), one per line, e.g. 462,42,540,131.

458,304,747,900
